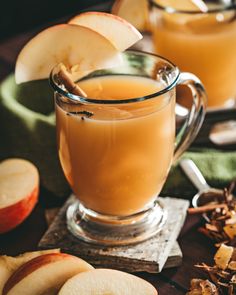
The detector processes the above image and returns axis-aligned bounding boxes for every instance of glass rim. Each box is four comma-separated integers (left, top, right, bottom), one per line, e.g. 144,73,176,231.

50,50,180,105
149,0,236,14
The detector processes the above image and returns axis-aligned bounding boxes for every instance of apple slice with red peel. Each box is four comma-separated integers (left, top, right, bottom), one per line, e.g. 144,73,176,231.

111,0,149,31
69,11,142,51
3,253,93,295
0,249,60,294
15,24,123,84
0,158,39,234
59,269,158,295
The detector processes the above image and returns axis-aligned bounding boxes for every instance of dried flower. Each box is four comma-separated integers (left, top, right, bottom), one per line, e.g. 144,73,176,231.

187,244,236,295
189,180,236,246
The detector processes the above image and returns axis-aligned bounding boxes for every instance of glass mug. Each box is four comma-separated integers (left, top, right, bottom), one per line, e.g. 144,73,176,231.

50,51,206,245
149,0,236,108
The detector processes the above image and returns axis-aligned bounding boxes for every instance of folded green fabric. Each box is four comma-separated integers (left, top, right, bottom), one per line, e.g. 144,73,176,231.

0,74,235,199
163,149,236,198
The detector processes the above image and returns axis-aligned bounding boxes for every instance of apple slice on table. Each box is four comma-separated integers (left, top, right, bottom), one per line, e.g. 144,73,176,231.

15,24,123,84
111,0,149,32
3,253,93,295
69,11,142,51
0,158,39,234
59,269,158,295
0,249,60,294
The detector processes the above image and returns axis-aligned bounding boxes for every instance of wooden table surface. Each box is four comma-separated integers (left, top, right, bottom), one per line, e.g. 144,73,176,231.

0,5,235,294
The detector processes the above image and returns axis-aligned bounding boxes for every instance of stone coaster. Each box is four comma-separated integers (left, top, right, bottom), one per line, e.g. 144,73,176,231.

165,242,183,270
39,195,189,273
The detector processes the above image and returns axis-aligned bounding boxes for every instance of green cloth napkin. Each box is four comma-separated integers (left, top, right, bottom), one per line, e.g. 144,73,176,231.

163,149,236,198
0,74,236,199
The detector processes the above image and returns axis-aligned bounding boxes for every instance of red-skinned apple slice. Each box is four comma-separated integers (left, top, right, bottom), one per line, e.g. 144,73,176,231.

0,158,39,234
111,0,149,31
0,249,60,294
69,11,142,51
59,269,158,295
3,253,93,295
15,24,123,84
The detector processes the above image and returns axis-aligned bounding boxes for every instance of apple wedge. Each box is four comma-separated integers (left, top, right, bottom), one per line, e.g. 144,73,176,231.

15,24,123,84
0,158,39,234
69,11,142,51
111,0,149,31
59,269,158,295
3,253,93,295
0,249,60,294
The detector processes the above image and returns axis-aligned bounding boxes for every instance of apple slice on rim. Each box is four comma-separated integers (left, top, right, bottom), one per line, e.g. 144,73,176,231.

0,249,60,294
0,158,39,234
3,253,94,295
15,24,123,84
69,11,142,51
111,0,149,32
59,269,158,295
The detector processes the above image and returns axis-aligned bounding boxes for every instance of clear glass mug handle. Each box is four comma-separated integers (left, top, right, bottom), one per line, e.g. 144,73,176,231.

174,72,207,162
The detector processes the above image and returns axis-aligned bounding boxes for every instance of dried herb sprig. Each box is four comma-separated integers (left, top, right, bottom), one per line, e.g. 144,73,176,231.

187,182,236,294
190,180,236,246
186,278,219,295
187,244,236,295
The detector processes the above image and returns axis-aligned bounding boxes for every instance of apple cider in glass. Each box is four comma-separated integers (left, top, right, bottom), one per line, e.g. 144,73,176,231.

56,75,175,216
150,1,236,108
52,51,206,245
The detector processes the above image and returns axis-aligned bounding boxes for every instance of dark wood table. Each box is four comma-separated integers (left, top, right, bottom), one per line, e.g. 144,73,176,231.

0,6,235,294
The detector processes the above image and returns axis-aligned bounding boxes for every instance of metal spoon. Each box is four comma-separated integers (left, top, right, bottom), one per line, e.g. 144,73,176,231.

179,159,224,208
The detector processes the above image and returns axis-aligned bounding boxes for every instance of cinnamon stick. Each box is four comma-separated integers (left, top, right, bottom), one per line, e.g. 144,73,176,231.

188,204,227,215
57,64,87,97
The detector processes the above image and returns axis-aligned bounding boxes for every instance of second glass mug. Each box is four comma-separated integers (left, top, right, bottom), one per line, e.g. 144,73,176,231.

149,0,236,109
50,51,206,245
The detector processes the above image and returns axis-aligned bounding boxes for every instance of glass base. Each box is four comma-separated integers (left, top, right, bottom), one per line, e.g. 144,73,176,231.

66,199,167,246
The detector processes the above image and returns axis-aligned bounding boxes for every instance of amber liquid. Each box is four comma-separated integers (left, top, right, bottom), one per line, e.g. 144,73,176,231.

56,75,175,215
151,8,236,107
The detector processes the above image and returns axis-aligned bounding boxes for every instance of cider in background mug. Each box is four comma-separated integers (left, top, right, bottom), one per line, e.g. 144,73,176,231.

149,0,236,108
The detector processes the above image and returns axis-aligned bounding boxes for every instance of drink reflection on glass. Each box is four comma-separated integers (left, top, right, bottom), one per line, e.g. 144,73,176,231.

149,0,236,108
51,51,206,246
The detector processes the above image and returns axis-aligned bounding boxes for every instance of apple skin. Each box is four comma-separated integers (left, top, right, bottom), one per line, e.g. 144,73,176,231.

0,249,60,294
3,253,69,295
0,186,38,234
3,253,94,295
69,11,142,51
